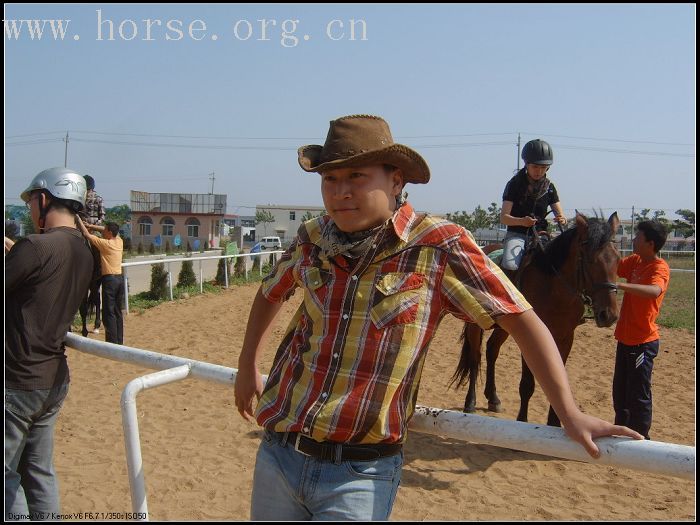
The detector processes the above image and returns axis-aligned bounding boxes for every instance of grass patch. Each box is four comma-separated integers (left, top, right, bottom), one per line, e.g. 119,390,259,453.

656,270,695,331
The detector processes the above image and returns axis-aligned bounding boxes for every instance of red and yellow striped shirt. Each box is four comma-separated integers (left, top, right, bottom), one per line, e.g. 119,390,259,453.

256,203,530,444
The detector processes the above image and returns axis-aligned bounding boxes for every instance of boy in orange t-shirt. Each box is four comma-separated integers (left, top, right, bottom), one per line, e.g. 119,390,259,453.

613,221,670,439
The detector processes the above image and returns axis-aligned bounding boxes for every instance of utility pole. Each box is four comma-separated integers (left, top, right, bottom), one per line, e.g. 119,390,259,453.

630,206,635,251
516,133,521,171
209,171,215,194
63,131,69,167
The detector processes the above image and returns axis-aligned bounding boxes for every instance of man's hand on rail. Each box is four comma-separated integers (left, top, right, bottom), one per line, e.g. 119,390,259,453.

234,364,264,422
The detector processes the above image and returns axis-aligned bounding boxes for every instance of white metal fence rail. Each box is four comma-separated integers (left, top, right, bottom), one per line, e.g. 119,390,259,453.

64,333,695,521
120,251,282,314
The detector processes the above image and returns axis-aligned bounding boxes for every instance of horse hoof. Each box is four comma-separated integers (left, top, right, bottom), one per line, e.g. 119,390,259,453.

463,405,476,413
488,402,503,413
82,329,89,337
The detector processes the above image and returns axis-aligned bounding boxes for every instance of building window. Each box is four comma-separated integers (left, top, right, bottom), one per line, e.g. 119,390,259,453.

289,211,296,221
185,217,200,238
138,216,152,236
160,216,175,236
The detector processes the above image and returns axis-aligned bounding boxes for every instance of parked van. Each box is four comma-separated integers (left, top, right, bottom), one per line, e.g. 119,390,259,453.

259,236,282,250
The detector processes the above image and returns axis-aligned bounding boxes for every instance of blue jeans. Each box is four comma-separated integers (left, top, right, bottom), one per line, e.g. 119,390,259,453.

612,340,659,439
251,430,403,521
501,231,528,271
5,383,69,521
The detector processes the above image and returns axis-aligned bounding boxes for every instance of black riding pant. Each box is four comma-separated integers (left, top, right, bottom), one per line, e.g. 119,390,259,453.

101,274,124,345
612,339,659,439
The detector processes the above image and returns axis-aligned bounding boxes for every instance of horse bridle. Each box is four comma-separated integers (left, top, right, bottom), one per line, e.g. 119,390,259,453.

548,238,617,307
574,240,618,307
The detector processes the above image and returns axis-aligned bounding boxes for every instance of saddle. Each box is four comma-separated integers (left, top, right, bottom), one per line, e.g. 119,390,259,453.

491,231,552,290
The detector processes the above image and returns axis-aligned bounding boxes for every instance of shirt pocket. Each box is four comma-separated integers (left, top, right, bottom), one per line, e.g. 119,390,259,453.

370,272,426,329
298,266,331,317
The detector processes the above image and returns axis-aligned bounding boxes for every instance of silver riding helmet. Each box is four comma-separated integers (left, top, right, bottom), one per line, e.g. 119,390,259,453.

21,167,87,213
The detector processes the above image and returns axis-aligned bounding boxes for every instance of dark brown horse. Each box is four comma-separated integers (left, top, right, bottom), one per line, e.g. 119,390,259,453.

452,212,621,426
79,244,102,337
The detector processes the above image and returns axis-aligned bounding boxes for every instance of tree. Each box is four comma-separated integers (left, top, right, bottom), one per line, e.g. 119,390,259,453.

301,210,326,222
445,210,473,231
149,263,169,300
673,209,695,238
255,210,275,236
487,202,501,229
105,204,131,226
177,259,197,288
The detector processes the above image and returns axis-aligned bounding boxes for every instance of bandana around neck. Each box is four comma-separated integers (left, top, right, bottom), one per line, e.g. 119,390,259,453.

319,218,391,259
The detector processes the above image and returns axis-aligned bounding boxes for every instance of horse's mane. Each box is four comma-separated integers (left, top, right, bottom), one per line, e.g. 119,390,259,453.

533,217,613,274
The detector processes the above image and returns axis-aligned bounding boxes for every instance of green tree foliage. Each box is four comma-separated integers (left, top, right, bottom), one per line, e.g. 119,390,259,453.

137,242,144,254
165,240,171,254
105,204,131,227
255,209,275,236
149,263,169,300
301,210,326,222
673,209,695,238
149,243,155,254
215,253,231,285
177,259,197,288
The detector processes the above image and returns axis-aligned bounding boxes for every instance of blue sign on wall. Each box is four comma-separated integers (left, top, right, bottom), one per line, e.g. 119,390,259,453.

193,239,200,250
174,234,182,247
153,234,162,247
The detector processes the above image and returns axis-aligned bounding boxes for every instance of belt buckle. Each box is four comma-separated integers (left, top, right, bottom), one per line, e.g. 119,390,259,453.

294,434,312,457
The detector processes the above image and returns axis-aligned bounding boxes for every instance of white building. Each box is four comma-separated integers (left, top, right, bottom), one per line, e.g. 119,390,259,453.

255,204,326,243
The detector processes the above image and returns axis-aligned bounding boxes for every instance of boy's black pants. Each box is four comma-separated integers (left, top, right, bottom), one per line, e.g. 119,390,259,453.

101,274,124,345
612,339,659,439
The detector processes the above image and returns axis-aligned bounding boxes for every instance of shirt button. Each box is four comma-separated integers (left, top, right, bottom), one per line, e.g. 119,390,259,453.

313,281,319,285
303,427,309,433
321,392,328,398
342,314,349,320
333,353,339,358
351,275,358,281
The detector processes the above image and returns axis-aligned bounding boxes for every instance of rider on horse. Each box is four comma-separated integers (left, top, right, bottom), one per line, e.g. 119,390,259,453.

499,139,568,281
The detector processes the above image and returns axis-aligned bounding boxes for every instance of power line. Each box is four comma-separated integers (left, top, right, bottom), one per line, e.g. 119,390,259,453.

8,129,695,147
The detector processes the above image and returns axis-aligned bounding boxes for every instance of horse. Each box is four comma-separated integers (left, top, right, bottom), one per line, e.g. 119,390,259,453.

79,244,102,337
451,212,621,427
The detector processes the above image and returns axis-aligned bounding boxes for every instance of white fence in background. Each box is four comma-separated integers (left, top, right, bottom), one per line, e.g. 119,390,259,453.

64,333,696,521
120,250,282,314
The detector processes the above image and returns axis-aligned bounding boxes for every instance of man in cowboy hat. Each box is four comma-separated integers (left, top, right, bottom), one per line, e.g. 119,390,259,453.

234,115,642,520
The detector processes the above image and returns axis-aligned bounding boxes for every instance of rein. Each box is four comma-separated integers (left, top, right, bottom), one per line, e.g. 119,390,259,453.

547,235,617,307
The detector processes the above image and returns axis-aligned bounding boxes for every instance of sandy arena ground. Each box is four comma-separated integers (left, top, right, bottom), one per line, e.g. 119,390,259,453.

57,283,695,520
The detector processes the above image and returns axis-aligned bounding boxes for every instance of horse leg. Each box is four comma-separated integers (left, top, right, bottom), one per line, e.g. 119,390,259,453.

92,279,102,331
484,327,509,412
546,335,575,427
464,324,483,413
517,357,536,422
79,296,89,337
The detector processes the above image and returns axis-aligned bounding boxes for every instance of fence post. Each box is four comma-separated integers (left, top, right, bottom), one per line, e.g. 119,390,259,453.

123,267,130,315
167,262,173,301
198,260,203,294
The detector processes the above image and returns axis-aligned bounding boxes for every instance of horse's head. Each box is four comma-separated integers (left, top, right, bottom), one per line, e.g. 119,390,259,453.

574,212,621,327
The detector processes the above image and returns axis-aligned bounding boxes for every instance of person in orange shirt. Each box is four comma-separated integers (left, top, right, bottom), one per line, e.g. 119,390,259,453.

613,220,670,439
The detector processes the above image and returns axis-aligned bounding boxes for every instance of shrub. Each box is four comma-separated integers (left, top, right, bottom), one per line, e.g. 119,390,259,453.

165,240,171,254
137,242,144,255
215,253,230,285
149,263,169,300
149,243,155,254
177,259,197,288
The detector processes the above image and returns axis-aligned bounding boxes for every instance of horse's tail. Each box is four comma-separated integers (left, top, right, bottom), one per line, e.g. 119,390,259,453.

449,323,483,389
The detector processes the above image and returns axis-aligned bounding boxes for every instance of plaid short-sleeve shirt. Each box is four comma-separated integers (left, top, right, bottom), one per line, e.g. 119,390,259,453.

256,203,530,444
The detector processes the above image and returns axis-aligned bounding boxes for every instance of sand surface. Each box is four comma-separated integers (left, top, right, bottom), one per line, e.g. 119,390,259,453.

57,283,695,520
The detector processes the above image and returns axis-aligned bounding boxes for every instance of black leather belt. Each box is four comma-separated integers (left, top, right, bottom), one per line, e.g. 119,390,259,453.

284,432,402,462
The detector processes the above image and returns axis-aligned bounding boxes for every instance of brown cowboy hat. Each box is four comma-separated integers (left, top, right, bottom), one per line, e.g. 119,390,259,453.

298,114,430,184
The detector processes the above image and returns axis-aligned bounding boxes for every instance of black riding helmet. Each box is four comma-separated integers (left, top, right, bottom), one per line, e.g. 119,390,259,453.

521,139,553,166
84,174,95,190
